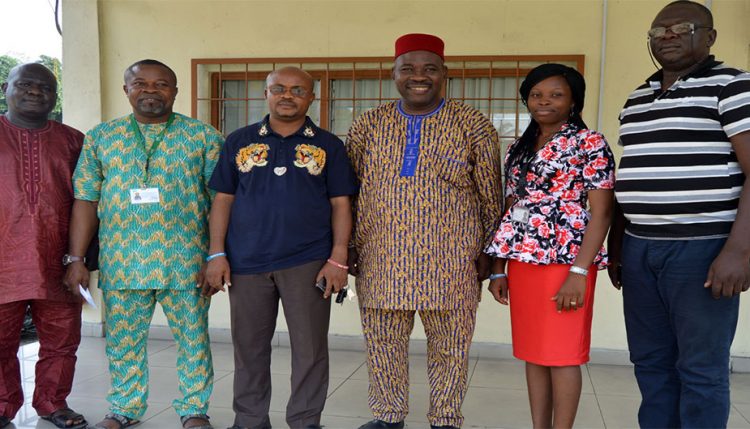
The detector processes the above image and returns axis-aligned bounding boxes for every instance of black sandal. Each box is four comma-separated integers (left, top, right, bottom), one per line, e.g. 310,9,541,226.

40,407,87,429
181,413,213,429
88,413,140,429
0,415,10,428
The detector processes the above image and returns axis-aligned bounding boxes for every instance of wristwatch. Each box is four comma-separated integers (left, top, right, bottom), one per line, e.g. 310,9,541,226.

62,254,86,266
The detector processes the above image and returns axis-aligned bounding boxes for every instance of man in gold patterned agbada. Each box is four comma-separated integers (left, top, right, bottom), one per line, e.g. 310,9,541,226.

346,33,503,429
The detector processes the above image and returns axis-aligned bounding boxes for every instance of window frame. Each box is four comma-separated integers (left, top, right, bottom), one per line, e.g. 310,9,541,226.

191,55,585,137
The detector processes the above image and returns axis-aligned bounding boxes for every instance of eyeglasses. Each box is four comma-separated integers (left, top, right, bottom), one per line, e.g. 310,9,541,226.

267,85,310,98
647,22,712,39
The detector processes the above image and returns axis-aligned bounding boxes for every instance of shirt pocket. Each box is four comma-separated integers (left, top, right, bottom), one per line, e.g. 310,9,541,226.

423,150,471,188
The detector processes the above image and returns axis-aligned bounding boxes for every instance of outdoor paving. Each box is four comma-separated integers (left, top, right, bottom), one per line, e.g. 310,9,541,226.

9,337,750,428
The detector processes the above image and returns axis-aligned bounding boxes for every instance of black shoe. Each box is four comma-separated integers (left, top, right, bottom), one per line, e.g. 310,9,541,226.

228,425,271,429
304,426,323,429
358,420,405,429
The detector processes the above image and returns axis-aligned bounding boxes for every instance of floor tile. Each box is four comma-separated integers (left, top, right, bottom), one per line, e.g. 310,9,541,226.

734,373,750,404
729,405,750,428
9,396,170,429
587,363,640,397
210,371,348,414
461,385,534,428
597,393,640,429
16,335,750,429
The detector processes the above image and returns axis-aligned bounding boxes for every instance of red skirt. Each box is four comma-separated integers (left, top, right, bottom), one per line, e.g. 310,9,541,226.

507,260,596,366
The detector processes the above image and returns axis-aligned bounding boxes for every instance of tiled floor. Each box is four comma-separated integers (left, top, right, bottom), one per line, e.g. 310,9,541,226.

9,337,750,428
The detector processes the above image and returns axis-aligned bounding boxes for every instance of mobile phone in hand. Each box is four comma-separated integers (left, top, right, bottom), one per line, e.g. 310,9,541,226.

314,278,326,293
335,287,348,304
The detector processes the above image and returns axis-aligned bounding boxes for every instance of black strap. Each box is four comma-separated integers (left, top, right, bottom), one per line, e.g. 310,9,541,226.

514,154,535,200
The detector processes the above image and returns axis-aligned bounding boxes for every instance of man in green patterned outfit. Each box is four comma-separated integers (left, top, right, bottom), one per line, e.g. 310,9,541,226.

64,59,223,429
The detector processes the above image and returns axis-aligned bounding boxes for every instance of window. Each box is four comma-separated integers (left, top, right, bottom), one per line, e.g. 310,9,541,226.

191,55,584,149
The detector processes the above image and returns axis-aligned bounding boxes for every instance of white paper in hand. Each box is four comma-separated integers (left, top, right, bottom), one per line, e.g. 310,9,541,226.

79,284,97,309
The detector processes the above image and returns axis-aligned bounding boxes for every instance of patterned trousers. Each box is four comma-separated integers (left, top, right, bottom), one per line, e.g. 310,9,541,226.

103,289,213,420
360,307,476,427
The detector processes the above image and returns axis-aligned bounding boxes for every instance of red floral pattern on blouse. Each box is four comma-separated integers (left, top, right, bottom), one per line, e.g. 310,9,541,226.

485,123,615,268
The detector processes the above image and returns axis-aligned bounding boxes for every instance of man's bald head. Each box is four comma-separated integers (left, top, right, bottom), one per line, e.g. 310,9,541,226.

5,63,57,92
662,0,713,27
2,63,58,128
265,67,314,89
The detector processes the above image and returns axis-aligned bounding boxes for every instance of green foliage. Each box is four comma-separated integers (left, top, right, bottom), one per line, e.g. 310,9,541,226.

38,55,63,121
0,54,63,121
0,55,22,114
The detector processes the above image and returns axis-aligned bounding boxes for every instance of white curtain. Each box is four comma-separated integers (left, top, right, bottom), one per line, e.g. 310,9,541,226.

330,79,400,137
221,80,321,135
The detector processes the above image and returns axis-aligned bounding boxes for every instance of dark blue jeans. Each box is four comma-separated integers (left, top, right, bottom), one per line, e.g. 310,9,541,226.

622,235,739,429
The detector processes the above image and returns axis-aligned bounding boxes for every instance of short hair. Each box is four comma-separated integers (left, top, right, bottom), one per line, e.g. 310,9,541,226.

265,66,314,89
664,0,714,27
124,59,177,84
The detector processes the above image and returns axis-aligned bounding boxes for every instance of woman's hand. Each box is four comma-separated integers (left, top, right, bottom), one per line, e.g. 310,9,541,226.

488,277,509,305
552,273,586,312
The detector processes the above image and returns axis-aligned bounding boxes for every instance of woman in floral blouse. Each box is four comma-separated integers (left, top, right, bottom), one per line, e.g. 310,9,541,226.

485,63,615,428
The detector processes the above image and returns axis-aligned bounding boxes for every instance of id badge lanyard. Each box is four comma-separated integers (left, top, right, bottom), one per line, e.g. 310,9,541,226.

509,153,535,225
515,155,534,200
129,113,176,186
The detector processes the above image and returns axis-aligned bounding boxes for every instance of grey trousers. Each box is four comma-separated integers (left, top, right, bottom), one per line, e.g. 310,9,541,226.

229,259,331,429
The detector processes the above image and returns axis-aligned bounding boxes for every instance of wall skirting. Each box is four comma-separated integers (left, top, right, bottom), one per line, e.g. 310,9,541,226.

81,324,750,372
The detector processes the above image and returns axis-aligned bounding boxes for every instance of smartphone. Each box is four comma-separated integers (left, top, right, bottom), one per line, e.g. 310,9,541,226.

314,278,326,293
335,287,348,304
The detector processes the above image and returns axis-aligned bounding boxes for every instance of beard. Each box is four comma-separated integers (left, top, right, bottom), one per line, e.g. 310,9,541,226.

137,99,168,116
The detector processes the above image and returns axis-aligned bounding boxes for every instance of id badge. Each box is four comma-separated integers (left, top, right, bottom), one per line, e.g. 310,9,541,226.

130,187,160,204
511,206,530,224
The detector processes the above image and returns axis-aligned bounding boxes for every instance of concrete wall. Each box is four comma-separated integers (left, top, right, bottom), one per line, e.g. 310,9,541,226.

62,0,750,358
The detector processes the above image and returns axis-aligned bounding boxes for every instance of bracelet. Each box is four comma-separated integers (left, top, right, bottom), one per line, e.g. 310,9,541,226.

569,265,589,276
327,258,349,270
206,252,226,262
489,273,507,280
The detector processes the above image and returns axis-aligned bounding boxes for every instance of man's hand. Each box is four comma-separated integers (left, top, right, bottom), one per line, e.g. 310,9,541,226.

704,245,750,299
63,261,90,298
607,202,626,290
201,257,231,297
198,256,232,297
488,277,508,305
347,247,359,276
607,260,622,290
476,253,491,281
317,260,348,299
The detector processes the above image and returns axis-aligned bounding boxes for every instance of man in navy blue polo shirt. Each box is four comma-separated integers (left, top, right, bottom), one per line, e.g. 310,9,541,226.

205,66,357,429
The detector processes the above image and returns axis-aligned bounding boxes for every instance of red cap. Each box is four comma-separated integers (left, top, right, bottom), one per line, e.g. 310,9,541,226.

394,33,444,60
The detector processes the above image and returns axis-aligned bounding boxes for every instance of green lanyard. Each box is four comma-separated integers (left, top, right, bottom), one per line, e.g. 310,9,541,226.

129,113,175,185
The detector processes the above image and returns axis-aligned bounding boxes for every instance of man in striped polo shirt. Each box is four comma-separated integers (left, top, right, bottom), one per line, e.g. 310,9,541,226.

608,1,750,427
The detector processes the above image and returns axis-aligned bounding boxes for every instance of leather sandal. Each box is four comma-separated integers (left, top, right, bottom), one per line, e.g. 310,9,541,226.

40,407,87,429
88,413,140,429
181,413,213,429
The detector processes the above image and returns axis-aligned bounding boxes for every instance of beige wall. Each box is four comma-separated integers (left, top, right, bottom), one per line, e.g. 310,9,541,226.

63,0,750,354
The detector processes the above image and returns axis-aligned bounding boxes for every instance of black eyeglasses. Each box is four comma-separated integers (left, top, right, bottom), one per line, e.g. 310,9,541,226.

648,22,712,39
267,85,310,98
